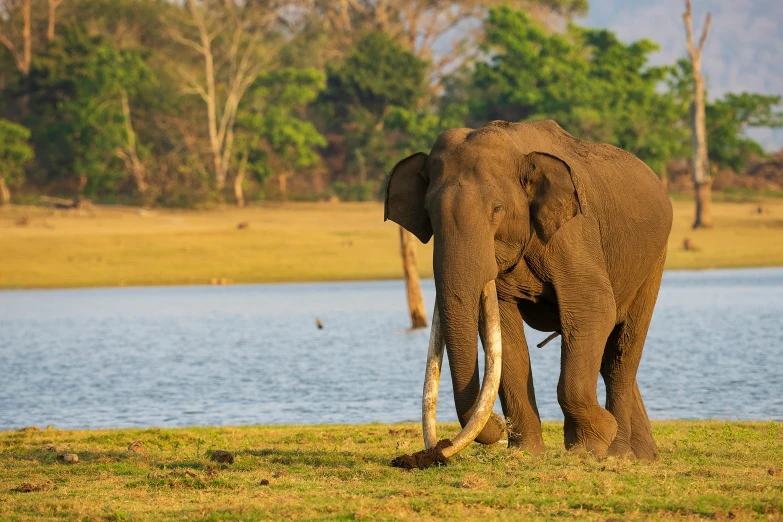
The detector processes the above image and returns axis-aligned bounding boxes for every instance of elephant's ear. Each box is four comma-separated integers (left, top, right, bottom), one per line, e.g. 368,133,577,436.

520,152,585,244
384,152,433,243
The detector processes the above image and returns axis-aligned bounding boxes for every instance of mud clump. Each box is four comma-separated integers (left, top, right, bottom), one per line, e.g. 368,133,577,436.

14,481,54,493
259,479,270,486
210,450,234,464
391,439,452,470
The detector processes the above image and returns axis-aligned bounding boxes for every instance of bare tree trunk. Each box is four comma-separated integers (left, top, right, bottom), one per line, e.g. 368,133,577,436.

171,0,264,191
0,0,32,75
0,177,11,205
21,0,31,75
683,0,713,229
119,87,148,195
277,173,289,201
47,0,63,41
234,150,248,207
400,226,428,329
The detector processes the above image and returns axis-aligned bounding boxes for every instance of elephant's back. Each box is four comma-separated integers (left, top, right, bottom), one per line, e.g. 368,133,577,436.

584,143,672,312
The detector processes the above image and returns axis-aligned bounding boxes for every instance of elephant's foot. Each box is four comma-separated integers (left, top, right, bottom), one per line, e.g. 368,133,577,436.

508,434,545,456
606,425,657,460
563,407,617,455
630,428,658,461
507,420,545,456
607,438,634,458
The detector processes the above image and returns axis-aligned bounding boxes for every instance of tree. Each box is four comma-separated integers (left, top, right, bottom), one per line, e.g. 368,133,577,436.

288,0,587,93
682,0,712,229
0,0,32,75
318,32,429,192
705,93,783,172
0,119,33,204
469,6,688,183
168,0,274,191
233,68,326,205
47,0,63,41
22,27,154,196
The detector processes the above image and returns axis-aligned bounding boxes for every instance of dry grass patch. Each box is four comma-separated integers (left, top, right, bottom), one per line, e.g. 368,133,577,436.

1,198,783,289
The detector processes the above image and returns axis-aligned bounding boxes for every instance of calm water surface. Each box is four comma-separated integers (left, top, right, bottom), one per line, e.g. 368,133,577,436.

1,268,782,429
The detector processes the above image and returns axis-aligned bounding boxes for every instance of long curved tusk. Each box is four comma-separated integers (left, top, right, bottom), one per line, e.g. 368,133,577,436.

440,280,503,459
422,303,445,450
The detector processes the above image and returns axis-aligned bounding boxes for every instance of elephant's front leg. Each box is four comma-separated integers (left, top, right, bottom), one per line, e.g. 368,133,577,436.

496,299,545,455
546,217,618,454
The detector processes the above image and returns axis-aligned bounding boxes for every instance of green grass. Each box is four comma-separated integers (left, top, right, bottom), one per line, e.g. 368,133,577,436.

1,422,781,520
1,198,783,289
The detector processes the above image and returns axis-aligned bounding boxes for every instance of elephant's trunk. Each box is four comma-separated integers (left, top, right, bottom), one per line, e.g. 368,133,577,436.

422,280,504,458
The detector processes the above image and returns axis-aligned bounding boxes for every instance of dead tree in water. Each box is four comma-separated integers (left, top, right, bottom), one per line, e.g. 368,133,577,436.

683,0,713,229
399,226,428,329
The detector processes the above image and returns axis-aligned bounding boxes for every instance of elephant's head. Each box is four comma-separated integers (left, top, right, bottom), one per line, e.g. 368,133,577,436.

384,122,585,458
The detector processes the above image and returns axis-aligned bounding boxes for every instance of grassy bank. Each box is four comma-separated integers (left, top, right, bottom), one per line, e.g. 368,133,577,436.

1,422,781,520
1,199,783,289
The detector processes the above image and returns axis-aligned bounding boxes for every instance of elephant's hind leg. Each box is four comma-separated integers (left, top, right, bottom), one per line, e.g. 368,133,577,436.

629,379,657,460
497,300,545,456
600,258,664,460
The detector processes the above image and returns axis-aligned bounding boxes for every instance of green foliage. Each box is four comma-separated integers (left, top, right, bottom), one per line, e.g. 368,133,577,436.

0,120,34,185
706,93,783,172
471,6,689,176
319,33,428,123
317,33,431,198
236,68,327,187
20,27,154,195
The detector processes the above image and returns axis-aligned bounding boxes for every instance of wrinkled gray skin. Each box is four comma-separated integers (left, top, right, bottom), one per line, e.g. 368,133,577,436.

385,120,672,459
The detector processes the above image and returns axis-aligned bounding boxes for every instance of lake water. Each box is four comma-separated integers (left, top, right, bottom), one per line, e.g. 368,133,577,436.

1,268,782,430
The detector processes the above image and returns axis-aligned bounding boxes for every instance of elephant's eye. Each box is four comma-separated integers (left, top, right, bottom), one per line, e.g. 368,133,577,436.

492,203,504,214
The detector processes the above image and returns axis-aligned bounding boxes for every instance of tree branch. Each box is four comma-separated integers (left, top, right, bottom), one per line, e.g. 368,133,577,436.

697,12,711,53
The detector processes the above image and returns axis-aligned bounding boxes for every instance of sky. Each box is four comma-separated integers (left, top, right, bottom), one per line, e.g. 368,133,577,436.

583,0,783,150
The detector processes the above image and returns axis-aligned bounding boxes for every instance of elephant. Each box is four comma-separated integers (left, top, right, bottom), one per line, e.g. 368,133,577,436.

385,120,672,461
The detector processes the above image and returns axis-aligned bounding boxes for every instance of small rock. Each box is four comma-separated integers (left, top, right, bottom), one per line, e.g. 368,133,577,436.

57,453,79,464
210,450,234,464
768,467,781,477
259,479,270,486
128,440,145,453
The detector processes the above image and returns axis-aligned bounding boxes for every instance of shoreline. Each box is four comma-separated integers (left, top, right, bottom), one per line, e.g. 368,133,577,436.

2,265,783,292
4,417,783,433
